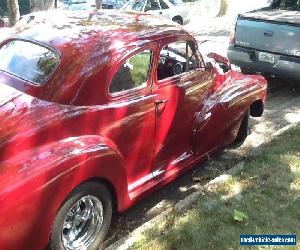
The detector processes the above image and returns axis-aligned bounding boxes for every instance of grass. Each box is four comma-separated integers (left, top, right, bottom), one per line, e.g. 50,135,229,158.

132,125,300,250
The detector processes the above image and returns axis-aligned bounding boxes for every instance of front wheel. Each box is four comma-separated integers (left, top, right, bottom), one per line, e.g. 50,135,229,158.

50,182,112,250
172,16,183,25
234,109,250,144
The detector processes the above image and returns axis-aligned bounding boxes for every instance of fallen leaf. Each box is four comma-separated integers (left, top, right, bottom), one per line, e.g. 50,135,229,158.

233,209,248,222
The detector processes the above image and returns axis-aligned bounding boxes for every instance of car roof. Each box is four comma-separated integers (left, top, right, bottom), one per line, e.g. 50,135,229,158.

3,10,191,105
12,10,187,53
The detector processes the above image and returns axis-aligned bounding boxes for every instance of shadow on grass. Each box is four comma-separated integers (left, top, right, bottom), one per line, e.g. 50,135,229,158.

133,126,300,250
104,79,300,247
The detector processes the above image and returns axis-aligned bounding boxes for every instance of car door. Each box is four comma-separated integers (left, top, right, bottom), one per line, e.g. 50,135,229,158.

104,47,157,194
157,0,173,19
152,37,213,173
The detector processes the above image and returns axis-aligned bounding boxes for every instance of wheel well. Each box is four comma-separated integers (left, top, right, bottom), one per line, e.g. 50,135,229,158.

250,100,264,117
172,15,183,22
82,178,118,213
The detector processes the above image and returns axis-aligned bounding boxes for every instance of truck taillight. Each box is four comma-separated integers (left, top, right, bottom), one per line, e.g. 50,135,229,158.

229,16,238,46
229,30,235,45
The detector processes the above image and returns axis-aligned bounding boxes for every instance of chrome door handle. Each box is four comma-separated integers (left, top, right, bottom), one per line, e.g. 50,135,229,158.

155,99,168,105
155,99,168,115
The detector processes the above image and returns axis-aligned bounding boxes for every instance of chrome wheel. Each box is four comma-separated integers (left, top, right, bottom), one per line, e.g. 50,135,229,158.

61,195,104,250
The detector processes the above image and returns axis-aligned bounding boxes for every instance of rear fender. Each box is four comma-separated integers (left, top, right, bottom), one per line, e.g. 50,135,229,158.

0,135,129,250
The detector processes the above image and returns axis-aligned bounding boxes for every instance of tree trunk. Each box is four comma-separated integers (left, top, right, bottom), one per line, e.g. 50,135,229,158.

7,0,20,26
218,0,229,16
29,0,36,12
30,0,55,12
95,0,102,10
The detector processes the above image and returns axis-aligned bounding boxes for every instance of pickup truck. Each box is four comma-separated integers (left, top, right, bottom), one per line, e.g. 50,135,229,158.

228,0,300,79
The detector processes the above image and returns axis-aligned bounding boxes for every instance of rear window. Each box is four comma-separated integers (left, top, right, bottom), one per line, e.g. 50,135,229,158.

0,40,60,85
273,0,300,10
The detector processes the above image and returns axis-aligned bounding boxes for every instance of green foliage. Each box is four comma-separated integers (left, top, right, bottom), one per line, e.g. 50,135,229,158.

128,52,151,88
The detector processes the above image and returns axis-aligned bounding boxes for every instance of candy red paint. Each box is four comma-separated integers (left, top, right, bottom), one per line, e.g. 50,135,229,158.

0,10,267,249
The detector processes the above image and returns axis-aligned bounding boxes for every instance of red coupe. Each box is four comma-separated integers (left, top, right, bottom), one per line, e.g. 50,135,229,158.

0,10,267,250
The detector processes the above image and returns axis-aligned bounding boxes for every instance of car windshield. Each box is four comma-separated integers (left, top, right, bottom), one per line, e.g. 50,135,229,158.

0,40,60,85
123,0,145,11
169,0,182,5
273,0,300,10
70,0,87,4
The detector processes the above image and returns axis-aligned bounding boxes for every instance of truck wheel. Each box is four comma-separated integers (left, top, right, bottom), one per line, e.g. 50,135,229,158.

234,109,250,144
240,67,254,75
50,182,112,250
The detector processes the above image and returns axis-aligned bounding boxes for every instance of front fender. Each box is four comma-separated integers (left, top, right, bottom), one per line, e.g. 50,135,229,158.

0,135,129,250
216,71,267,107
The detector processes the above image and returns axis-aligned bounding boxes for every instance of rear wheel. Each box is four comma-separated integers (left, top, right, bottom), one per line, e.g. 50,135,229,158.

50,182,112,250
172,16,183,25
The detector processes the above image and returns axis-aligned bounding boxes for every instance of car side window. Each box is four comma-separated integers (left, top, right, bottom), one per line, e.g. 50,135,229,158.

124,0,146,11
157,40,202,81
145,0,161,11
109,50,152,94
159,0,169,9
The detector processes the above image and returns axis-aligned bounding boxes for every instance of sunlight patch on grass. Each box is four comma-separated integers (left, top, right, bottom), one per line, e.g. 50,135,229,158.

133,125,300,250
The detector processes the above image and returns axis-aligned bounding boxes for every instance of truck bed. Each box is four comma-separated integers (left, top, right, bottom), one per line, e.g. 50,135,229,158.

228,3,300,80
240,9,300,25
235,8,300,57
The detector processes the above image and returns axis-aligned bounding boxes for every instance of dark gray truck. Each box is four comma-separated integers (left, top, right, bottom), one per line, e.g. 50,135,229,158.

228,0,300,79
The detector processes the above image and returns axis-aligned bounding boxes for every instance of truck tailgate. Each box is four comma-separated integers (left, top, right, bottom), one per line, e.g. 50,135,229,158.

235,10,300,57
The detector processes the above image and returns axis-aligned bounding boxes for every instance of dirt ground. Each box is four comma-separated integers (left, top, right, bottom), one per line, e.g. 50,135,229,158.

103,77,300,248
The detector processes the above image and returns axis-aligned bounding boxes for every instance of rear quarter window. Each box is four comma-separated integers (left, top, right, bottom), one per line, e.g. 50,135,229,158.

0,40,60,85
